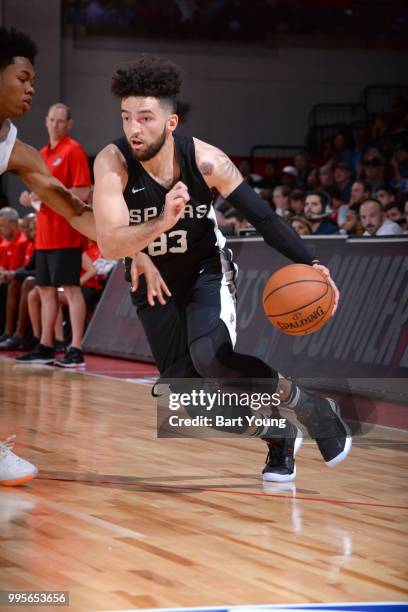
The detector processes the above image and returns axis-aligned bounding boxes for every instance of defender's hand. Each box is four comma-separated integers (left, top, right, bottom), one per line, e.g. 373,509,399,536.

19,190,32,207
313,263,340,315
130,252,172,306
161,181,189,231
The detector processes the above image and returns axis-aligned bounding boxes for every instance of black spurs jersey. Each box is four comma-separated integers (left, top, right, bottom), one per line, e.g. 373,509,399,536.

116,134,226,289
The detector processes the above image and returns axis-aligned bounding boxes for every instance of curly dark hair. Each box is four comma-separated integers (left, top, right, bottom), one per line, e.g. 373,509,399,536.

111,55,183,112
0,27,38,70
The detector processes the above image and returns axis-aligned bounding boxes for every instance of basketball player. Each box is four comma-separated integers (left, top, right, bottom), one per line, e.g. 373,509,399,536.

93,55,351,482
0,28,167,485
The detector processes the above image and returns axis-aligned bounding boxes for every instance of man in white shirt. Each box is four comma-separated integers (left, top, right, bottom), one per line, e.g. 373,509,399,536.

360,199,403,236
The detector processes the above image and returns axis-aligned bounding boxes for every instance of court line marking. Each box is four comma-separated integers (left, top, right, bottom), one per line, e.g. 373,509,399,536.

31,476,408,510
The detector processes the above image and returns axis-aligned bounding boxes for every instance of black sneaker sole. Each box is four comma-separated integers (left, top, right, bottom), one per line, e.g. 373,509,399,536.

262,428,303,483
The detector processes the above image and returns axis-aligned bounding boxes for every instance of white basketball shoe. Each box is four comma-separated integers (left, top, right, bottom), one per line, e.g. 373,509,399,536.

0,436,38,486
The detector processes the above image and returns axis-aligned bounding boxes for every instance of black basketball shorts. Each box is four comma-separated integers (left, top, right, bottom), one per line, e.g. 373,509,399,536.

135,248,238,376
36,248,82,287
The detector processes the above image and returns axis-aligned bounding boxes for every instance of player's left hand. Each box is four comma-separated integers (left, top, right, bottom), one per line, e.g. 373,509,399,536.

130,252,172,306
312,263,340,315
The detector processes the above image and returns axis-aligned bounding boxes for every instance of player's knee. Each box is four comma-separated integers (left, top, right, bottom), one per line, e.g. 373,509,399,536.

189,335,232,378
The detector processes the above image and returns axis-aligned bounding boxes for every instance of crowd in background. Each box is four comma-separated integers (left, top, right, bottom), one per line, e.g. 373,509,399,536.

215,96,408,238
0,94,407,360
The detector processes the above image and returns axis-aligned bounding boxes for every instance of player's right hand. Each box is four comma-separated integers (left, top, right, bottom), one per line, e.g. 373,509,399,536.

161,181,189,230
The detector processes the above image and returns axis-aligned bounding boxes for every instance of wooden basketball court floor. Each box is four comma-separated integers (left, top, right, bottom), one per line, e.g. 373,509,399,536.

0,358,407,612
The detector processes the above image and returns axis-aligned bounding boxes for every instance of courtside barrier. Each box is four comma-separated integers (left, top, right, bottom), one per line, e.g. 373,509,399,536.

83,236,408,379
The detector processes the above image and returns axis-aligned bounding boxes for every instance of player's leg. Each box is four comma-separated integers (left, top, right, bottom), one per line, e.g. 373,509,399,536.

16,250,56,364
136,292,197,379
54,249,85,368
27,285,41,342
0,277,36,350
3,277,21,337
277,379,352,467
187,249,351,471
184,252,300,481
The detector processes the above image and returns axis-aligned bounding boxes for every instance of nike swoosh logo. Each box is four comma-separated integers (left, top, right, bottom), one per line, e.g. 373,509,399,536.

132,187,145,194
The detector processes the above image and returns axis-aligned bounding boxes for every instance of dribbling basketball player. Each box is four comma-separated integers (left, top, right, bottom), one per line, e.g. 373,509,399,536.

93,55,352,482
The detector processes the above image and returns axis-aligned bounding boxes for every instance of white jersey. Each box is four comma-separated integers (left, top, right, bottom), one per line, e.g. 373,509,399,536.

0,119,17,175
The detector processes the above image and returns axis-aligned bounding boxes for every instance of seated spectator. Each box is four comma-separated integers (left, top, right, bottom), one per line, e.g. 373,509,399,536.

80,239,112,311
384,201,405,226
289,189,305,215
281,166,299,189
257,159,278,189
293,152,309,188
319,164,334,189
291,216,312,236
351,125,369,176
0,208,31,340
0,214,36,348
341,203,364,236
337,180,371,227
0,208,31,271
19,214,31,237
375,184,396,208
326,185,343,213
321,136,334,164
0,233,8,269
390,148,408,195
306,165,320,190
272,185,291,216
362,153,384,192
304,191,339,235
0,252,36,350
333,161,352,203
350,180,372,205
237,158,261,187
369,113,388,149
223,208,252,233
359,199,403,236
332,130,353,167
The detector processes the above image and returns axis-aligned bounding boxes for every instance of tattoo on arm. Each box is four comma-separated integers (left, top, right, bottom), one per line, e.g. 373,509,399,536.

199,162,214,176
217,153,242,183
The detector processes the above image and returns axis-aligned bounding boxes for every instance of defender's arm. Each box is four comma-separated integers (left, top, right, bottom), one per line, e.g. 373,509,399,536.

9,140,96,239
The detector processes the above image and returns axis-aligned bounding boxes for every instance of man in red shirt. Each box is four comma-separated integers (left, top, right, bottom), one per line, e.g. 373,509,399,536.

0,213,36,350
17,103,91,366
0,207,31,339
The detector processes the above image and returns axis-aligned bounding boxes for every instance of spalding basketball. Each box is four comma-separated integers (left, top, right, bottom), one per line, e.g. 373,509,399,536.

263,264,335,335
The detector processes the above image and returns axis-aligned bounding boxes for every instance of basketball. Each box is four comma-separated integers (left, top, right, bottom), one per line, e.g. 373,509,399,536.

263,264,335,335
